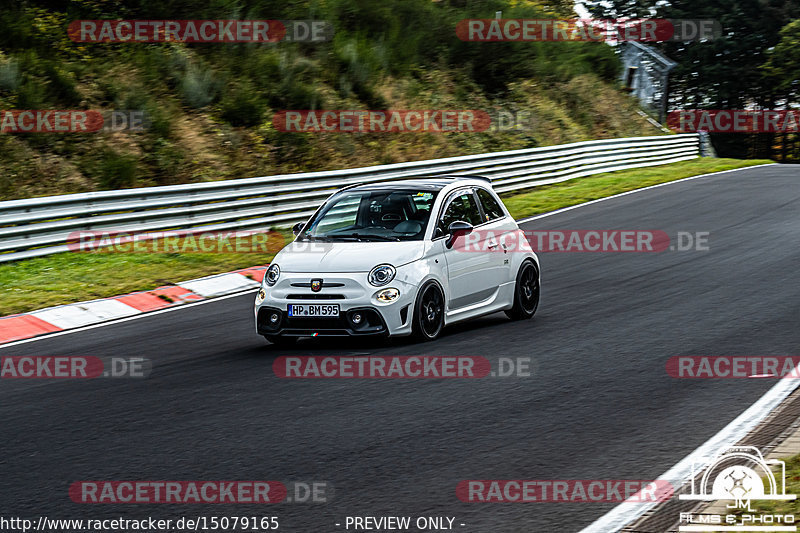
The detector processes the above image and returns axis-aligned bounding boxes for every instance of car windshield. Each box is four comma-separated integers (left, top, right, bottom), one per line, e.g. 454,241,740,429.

299,189,439,242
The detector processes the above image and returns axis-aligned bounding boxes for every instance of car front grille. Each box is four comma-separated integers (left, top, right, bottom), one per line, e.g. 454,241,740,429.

290,282,346,288
286,294,346,300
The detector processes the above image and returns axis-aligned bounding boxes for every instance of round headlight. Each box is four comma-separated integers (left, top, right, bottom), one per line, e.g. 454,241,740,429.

376,288,400,302
368,264,396,286
265,264,280,286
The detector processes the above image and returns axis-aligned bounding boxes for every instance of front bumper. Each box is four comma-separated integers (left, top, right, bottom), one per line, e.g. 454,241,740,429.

257,306,394,337
254,271,417,337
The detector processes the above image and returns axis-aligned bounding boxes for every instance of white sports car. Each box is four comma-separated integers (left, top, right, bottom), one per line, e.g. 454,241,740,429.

254,176,540,344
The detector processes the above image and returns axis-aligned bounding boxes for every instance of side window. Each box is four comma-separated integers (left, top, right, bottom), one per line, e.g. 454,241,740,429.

476,188,505,222
438,190,482,234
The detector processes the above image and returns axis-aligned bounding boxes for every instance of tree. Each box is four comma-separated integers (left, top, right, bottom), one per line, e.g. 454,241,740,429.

761,18,800,104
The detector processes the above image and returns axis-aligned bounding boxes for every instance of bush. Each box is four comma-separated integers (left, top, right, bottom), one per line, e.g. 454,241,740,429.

43,63,82,106
145,105,172,139
150,140,185,185
180,65,220,109
97,151,138,189
0,58,20,91
221,81,265,127
15,77,45,108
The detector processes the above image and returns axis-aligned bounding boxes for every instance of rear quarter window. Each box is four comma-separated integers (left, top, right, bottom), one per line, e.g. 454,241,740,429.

476,188,505,222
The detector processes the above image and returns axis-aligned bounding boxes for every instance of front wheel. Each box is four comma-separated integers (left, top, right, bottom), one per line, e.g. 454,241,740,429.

505,260,540,320
411,281,445,341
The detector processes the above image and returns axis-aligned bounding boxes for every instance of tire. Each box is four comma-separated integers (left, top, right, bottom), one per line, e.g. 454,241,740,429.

505,260,540,321
411,281,445,341
263,335,298,346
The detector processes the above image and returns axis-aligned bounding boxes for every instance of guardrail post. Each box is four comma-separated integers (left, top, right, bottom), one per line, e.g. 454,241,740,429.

697,131,716,157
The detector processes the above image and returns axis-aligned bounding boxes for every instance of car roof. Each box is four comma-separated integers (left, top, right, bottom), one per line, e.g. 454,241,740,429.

345,176,492,192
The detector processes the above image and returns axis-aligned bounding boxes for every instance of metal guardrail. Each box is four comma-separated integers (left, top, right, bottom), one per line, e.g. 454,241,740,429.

0,133,699,262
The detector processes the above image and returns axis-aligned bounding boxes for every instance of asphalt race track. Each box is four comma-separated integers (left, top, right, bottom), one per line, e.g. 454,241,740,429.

2,164,799,532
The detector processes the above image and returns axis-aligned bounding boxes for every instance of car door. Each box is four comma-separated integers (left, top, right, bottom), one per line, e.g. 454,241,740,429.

475,187,516,286
436,188,496,311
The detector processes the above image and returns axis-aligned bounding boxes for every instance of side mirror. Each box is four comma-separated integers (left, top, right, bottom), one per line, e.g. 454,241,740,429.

292,222,305,236
445,220,473,249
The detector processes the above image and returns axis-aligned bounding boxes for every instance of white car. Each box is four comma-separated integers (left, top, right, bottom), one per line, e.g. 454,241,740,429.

254,177,540,344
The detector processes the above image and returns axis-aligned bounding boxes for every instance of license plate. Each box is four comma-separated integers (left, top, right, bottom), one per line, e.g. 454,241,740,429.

287,304,340,317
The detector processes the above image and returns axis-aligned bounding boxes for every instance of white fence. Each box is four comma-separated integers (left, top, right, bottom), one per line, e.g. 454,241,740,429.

0,133,699,262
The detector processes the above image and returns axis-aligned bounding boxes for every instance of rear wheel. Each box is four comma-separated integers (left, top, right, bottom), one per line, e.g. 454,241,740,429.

263,335,298,346
412,281,445,341
505,260,540,320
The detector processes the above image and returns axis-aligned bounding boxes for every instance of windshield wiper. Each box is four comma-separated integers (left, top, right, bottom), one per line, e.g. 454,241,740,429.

314,233,399,242
350,233,399,242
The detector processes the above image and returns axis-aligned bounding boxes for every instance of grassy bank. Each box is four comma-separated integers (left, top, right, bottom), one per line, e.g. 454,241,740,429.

0,157,773,317
0,0,656,201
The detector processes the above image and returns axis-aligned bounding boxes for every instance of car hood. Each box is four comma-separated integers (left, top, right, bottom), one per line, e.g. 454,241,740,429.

274,240,426,273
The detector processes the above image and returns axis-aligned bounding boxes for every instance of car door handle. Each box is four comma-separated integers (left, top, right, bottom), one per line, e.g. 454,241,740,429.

487,241,499,249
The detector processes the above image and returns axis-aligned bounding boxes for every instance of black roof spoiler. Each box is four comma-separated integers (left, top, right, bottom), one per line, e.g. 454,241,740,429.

435,175,493,184
338,174,493,193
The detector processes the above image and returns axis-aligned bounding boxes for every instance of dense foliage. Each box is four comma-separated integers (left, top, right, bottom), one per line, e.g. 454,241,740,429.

0,0,657,199
587,0,800,160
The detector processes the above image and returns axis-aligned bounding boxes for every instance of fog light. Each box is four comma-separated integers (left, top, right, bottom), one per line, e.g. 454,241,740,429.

255,289,266,305
352,313,363,324
270,313,280,323
376,288,400,302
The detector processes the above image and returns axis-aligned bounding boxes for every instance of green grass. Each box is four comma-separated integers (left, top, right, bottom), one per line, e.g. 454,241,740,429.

0,157,774,317
0,251,276,317
723,451,800,519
